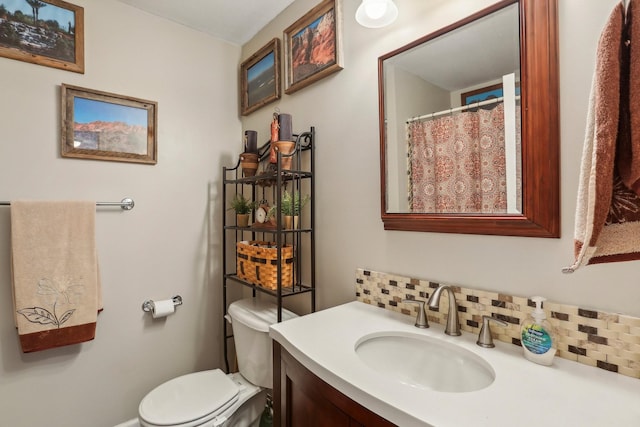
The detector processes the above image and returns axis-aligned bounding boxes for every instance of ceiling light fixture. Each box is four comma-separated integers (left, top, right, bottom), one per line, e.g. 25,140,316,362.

355,0,398,28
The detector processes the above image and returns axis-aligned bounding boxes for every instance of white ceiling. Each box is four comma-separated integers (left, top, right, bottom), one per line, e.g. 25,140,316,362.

115,0,296,45
115,1,520,92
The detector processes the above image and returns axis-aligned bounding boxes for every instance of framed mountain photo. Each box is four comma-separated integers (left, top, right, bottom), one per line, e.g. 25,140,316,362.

61,84,157,164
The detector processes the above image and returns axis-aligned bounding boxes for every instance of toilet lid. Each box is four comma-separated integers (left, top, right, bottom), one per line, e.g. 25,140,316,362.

139,369,239,426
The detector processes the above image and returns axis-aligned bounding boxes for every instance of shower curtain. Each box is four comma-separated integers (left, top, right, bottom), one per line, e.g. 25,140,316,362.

408,103,510,213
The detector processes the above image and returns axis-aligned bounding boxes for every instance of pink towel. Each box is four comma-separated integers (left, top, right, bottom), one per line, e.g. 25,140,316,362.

619,0,640,194
565,0,640,272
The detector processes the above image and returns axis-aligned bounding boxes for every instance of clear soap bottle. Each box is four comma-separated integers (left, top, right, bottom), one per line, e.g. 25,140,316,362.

520,296,557,366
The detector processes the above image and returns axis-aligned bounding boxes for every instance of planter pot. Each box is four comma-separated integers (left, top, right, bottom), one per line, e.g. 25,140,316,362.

236,213,250,227
273,141,296,170
283,215,293,229
283,215,300,229
240,153,259,177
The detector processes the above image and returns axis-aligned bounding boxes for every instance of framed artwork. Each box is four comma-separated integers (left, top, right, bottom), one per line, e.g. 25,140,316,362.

61,84,158,165
240,38,281,116
461,83,521,105
284,0,343,95
0,0,84,73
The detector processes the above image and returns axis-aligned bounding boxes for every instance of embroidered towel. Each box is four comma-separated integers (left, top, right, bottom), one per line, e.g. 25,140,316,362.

565,1,640,272
11,201,102,352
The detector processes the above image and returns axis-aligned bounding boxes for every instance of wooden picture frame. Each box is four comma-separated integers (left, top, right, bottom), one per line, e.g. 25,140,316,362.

284,0,343,95
240,38,281,116
0,0,84,73
61,84,158,165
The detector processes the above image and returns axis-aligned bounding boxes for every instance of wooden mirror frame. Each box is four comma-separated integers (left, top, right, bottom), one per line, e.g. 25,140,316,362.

379,0,559,237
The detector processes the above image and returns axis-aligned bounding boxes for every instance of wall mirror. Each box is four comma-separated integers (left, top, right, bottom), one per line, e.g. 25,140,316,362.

379,0,559,237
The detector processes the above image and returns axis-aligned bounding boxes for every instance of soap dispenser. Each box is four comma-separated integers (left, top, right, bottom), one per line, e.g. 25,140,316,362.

520,296,557,366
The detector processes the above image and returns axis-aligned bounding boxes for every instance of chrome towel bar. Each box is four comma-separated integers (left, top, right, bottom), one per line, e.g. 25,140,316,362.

0,197,135,210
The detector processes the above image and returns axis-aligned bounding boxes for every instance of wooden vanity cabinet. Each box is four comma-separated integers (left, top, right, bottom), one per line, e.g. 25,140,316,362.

273,342,396,427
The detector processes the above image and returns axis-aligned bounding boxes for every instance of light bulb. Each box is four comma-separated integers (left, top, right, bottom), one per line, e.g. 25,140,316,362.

355,0,398,28
365,0,387,20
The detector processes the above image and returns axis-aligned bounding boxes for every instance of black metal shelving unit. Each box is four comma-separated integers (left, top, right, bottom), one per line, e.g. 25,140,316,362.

222,127,315,372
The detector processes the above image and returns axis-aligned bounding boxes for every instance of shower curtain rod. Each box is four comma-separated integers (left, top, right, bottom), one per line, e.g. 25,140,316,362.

406,96,518,124
0,197,135,210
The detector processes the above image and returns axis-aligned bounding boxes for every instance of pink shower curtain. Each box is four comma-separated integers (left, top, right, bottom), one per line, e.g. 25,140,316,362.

408,103,508,213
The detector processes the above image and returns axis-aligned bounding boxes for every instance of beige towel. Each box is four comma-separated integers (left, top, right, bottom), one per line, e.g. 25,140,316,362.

565,1,640,272
11,201,102,352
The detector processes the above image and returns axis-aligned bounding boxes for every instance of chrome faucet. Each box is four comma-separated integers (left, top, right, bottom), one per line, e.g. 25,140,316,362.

427,285,461,336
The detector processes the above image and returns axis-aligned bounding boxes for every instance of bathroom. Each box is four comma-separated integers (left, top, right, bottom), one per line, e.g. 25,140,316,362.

0,0,637,425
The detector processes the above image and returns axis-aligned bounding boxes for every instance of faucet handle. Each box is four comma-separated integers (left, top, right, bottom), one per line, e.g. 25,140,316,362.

476,315,509,348
402,299,429,328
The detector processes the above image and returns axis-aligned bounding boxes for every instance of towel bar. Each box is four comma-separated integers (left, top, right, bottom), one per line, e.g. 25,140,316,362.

0,197,135,210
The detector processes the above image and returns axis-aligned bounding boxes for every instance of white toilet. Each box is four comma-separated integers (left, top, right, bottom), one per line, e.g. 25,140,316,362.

116,298,296,427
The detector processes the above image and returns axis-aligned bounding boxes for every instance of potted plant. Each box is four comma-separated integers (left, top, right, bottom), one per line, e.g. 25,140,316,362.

280,190,310,229
228,194,255,227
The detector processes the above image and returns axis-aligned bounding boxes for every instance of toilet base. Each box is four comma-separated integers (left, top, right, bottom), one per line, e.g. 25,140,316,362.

115,372,266,427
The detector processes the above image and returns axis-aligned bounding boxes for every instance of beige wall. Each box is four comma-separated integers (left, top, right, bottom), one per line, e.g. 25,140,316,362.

242,0,639,317
0,0,241,425
0,0,636,426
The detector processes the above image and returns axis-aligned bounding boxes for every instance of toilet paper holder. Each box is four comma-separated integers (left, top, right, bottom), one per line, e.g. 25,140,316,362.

142,295,183,313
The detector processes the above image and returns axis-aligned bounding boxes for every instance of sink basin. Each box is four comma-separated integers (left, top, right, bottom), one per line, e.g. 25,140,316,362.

355,332,495,393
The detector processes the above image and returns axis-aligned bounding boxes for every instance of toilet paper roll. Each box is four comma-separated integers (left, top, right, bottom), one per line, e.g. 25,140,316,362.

152,299,175,318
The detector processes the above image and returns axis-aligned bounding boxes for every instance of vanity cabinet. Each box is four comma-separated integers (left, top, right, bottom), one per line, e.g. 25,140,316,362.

222,128,316,372
273,342,396,427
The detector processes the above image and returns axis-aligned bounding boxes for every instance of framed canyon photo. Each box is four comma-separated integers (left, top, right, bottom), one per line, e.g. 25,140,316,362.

240,38,281,116
60,84,158,164
0,0,84,73
284,0,343,95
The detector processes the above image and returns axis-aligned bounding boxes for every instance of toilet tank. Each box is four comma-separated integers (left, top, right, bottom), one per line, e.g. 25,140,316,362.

228,298,297,389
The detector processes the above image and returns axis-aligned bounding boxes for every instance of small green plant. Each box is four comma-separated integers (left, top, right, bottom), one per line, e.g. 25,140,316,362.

280,190,310,216
228,194,255,214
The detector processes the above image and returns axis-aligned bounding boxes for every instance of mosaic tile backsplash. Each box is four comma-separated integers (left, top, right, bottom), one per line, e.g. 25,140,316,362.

355,268,640,380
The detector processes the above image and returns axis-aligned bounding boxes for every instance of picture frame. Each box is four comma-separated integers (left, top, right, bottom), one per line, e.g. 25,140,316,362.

0,0,84,73
240,38,281,116
461,83,521,105
61,84,158,165
283,0,343,95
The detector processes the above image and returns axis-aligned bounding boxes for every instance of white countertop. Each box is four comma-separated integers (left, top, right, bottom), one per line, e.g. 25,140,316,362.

269,301,640,427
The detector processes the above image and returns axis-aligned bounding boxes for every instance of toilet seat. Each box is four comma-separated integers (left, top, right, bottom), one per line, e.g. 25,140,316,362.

139,369,239,427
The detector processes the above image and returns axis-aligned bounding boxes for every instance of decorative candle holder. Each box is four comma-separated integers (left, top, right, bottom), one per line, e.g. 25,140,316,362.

240,152,259,177
274,141,296,170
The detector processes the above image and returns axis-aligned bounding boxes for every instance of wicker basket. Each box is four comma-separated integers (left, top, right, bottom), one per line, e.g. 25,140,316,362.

236,241,294,290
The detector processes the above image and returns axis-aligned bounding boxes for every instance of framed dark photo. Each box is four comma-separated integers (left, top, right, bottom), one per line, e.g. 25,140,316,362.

0,0,84,73
61,84,158,164
461,83,521,105
240,38,281,116
284,0,342,95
